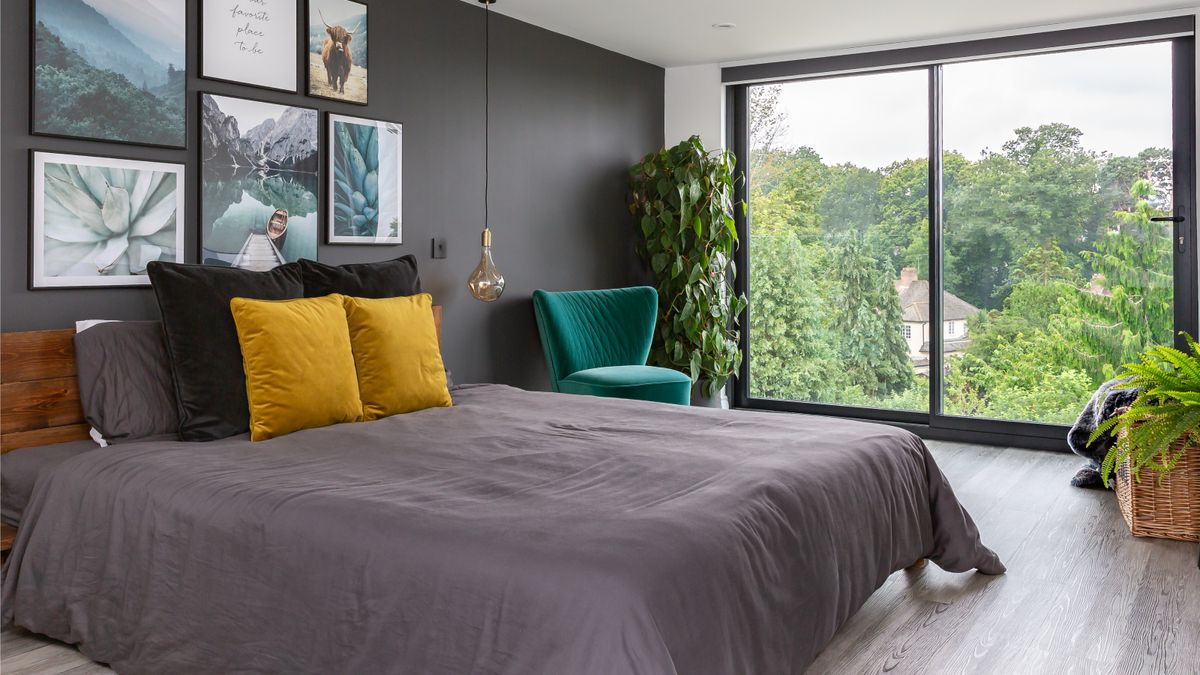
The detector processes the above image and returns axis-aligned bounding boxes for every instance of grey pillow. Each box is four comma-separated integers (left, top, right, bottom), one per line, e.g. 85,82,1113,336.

74,321,179,443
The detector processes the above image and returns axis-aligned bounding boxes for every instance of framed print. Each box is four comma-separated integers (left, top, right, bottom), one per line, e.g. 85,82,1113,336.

328,113,401,244
32,0,187,148
200,93,319,270
307,0,368,104
201,0,298,92
31,151,185,289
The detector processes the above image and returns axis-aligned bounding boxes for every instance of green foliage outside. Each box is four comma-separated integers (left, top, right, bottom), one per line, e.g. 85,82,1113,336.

34,22,184,147
747,88,1175,424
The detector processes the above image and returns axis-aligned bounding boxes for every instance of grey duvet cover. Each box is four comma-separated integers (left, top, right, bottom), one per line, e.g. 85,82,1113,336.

2,384,1003,674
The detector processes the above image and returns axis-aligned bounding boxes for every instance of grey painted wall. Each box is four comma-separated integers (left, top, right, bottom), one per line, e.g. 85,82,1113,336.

0,0,663,390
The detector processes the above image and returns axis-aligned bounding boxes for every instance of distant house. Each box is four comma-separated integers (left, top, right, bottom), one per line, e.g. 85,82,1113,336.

895,267,980,375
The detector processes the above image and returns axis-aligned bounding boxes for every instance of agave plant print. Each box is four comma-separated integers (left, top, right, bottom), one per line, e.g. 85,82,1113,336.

328,113,401,244
31,151,184,288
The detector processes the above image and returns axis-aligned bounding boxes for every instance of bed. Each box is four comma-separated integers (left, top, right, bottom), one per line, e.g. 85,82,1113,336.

1,327,1003,675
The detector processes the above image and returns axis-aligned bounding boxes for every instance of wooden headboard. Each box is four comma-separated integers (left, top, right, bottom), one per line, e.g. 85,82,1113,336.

1,330,89,453
0,306,443,454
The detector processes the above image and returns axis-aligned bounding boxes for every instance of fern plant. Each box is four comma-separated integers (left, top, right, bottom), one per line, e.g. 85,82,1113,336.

1089,332,1200,484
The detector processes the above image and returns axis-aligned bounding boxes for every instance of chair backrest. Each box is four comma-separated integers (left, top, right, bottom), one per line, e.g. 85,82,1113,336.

532,287,659,391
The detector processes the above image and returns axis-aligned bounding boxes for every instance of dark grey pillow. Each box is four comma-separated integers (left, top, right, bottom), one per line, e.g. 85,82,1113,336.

299,256,421,298
147,261,305,441
74,321,179,443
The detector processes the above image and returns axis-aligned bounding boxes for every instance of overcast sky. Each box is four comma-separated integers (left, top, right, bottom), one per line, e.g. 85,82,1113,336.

766,41,1173,169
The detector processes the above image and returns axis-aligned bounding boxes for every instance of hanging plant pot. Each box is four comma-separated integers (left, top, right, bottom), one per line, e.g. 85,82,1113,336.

1114,433,1200,542
691,380,725,408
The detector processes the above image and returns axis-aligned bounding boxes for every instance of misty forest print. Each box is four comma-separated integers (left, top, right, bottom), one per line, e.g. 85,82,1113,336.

34,0,186,147
329,115,401,244
200,94,319,272
308,0,368,104
32,152,184,288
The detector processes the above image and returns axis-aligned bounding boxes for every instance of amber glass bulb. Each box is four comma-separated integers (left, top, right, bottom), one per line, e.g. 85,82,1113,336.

467,228,505,302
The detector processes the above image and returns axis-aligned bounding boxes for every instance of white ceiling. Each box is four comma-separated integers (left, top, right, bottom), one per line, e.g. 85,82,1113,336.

467,0,1195,68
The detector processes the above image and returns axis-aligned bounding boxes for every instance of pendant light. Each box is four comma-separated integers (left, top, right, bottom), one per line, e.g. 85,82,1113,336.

468,0,506,302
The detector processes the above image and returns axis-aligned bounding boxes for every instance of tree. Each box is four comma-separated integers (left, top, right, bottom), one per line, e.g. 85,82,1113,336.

819,164,882,240
944,125,1099,309
826,235,914,398
748,234,845,401
946,331,1093,424
1067,179,1174,379
750,85,788,155
748,148,828,240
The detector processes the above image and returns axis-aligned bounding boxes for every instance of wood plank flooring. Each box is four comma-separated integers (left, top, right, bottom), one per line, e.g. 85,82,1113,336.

2,441,1197,674
807,441,1200,674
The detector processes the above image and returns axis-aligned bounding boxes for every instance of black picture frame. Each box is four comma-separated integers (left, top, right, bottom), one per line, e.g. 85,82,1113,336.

199,0,301,94
305,0,369,106
198,92,321,270
325,111,403,245
29,0,189,149
28,149,187,290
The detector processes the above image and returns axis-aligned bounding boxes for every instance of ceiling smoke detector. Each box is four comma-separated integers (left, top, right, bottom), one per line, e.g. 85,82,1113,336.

712,22,736,30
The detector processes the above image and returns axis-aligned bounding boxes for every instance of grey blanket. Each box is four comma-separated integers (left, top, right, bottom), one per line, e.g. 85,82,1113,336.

2,384,1002,674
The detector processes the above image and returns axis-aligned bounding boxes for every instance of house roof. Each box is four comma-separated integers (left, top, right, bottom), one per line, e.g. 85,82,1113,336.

897,280,980,323
919,338,972,354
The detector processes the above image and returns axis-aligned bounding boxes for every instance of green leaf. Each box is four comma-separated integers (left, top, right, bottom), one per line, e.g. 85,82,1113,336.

641,215,655,238
651,253,669,273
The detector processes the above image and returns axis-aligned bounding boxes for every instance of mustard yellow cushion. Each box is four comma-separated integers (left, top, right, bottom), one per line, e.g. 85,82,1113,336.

342,293,452,420
230,294,363,441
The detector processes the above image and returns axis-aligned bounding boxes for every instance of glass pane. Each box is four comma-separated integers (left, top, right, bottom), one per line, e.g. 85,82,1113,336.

747,70,930,411
942,43,1175,424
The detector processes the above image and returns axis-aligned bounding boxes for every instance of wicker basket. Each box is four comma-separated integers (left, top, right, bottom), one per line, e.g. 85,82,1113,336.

1114,436,1200,542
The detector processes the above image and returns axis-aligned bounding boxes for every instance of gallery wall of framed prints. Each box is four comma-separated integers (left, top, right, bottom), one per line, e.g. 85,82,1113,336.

27,0,396,289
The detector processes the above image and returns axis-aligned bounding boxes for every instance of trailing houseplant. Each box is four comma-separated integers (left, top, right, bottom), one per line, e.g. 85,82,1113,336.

628,136,747,405
1089,332,1200,484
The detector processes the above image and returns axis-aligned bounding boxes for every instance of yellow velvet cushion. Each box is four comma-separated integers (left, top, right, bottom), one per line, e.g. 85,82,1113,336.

342,293,452,420
230,294,363,441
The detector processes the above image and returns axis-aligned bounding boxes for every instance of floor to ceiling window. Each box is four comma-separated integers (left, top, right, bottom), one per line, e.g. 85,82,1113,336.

941,43,1176,425
729,18,1199,442
746,70,929,412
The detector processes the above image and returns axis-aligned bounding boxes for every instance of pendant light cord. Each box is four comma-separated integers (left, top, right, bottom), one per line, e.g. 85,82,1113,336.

484,0,490,236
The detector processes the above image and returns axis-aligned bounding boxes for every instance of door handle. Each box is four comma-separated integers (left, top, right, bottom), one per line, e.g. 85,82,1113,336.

1151,207,1187,254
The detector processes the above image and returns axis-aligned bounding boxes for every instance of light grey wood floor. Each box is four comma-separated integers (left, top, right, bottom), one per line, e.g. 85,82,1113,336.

2,441,1197,674
808,441,1200,674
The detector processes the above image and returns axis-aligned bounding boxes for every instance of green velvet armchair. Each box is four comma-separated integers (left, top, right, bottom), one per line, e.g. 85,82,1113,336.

532,287,692,405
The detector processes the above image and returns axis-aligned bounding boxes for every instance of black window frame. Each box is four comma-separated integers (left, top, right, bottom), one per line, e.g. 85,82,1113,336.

726,18,1199,450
